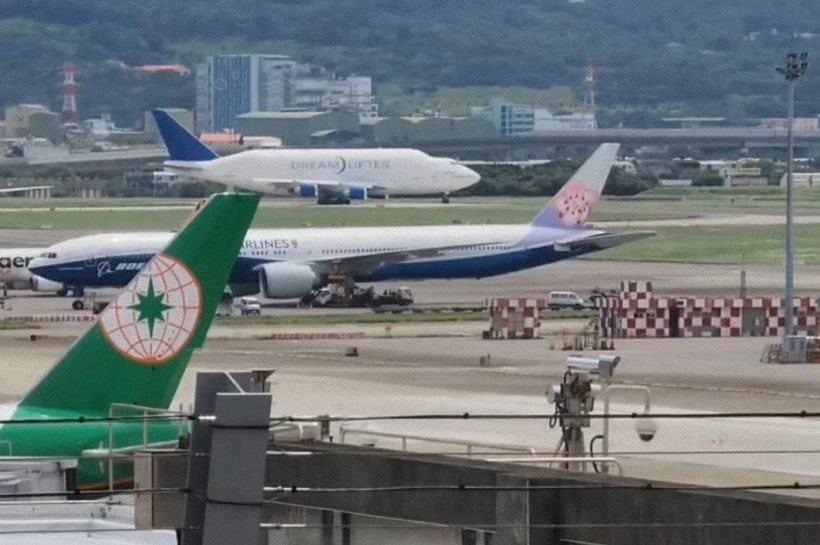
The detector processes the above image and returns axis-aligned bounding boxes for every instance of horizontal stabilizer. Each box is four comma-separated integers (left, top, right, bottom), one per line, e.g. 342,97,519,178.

553,231,655,252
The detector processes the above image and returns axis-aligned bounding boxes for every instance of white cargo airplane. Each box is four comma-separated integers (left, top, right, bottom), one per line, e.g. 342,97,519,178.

30,144,651,300
152,110,481,204
0,248,65,294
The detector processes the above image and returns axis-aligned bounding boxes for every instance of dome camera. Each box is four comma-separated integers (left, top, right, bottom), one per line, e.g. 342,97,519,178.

634,418,657,442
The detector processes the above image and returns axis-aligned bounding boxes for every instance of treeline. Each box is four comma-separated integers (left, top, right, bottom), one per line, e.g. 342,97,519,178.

463,163,657,197
1,0,819,125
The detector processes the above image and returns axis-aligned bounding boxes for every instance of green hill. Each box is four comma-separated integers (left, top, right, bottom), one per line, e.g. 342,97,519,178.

1,0,818,125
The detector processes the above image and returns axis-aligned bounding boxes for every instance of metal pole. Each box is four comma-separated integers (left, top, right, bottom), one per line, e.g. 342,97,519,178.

785,77,795,342
778,52,808,345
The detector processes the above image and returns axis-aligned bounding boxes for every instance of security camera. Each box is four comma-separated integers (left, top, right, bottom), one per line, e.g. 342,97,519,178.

546,384,562,404
634,417,657,442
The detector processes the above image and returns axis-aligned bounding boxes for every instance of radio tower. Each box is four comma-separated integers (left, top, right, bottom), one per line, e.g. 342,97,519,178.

61,63,79,124
582,63,596,112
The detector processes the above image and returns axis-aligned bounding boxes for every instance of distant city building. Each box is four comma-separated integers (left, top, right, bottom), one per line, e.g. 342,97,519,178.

360,116,496,144
471,99,596,136
138,64,191,76
698,159,768,187
759,117,819,131
5,104,50,138
779,172,820,188
144,108,194,137
28,112,62,143
234,110,360,146
196,54,377,132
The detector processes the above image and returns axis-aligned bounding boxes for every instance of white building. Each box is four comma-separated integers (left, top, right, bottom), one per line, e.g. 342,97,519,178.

195,55,377,132
471,99,596,136
292,75,377,118
779,172,820,188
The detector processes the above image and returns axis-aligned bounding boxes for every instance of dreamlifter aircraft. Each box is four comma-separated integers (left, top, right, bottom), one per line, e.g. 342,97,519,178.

0,192,259,488
30,144,652,301
152,109,480,203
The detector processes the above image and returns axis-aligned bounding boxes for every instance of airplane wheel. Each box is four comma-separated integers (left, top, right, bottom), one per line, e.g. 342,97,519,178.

57,289,68,297
72,300,85,311
441,195,451,204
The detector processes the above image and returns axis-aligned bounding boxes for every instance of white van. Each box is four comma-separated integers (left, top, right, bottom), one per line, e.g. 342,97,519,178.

547,291,585,310
239,296,262,316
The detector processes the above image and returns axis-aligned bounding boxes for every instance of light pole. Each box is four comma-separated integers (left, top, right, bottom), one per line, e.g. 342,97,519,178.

777,52,809,343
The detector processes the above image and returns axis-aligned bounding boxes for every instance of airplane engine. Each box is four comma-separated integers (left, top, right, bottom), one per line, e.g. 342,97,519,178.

30,275,65,293
257,262,318,298
297,183,318,198
347,186,368,200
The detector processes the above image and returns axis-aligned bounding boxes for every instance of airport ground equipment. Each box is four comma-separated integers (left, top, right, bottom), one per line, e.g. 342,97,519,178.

305,284,414,309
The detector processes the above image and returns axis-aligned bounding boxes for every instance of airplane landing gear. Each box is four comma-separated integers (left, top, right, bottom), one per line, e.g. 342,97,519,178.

441,194,451,204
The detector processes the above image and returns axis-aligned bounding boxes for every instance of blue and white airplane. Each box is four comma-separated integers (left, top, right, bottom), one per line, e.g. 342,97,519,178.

29,144,651,300
152,109,480,204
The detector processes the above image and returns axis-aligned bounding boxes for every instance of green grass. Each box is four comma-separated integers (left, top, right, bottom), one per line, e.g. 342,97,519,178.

592,224,820,265
0,198,197,209
0,320,41,330
215,308,595,327
215,311,488,326
0,198,690,230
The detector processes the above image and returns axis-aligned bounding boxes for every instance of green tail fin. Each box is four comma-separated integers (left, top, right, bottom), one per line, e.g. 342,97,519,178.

20,192,260,414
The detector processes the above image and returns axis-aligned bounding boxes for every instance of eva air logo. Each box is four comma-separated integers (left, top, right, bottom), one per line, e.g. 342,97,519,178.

99,254,201,364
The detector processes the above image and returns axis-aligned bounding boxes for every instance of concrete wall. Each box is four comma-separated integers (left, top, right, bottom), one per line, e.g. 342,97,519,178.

267,443,820,545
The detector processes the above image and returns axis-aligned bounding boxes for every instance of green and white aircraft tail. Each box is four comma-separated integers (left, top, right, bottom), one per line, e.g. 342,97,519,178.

0,192,260,488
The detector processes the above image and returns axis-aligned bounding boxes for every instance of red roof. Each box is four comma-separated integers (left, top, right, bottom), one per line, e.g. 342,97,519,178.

139,64,191,76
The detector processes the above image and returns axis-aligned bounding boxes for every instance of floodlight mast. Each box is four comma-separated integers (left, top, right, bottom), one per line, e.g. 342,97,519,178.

776,52,809,344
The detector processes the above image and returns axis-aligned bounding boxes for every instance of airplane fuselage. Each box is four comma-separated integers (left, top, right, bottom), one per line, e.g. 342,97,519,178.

29,224,604,293
167,148,480,196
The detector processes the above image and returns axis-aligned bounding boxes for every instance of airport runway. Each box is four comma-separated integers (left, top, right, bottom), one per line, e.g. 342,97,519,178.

1,256,819,319
4,326,820,494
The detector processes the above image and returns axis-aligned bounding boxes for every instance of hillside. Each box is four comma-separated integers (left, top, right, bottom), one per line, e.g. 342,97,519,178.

1,0,818,125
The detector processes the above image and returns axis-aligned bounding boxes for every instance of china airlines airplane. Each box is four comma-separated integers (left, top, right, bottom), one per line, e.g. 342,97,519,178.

152,109,480,203
29,144,652,300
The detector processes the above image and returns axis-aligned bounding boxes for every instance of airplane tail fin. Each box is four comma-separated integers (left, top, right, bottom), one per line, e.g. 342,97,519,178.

152,109,218,162
530,143,620,229
20,192,260,414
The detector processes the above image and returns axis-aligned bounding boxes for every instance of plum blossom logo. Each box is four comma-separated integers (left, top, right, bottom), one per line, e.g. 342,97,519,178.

99,255,201,364
553,181,597,227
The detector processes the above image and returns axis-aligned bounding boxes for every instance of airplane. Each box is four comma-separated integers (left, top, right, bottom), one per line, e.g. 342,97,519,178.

152,109,481,204
0,192,260,488
29,144,652,303
0,247,66,294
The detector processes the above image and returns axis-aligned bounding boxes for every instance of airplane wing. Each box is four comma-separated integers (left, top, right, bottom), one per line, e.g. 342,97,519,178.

307,241,504,273
553,231,655,253
251,178,384,190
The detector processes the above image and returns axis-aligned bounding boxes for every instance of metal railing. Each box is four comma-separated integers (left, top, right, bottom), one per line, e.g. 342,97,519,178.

338,427,536,458
482,455,624,476
104,403,189,492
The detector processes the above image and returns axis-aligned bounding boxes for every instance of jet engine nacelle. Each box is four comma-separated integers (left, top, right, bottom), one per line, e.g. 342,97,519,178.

347,186,367,200
298,184,318,198
30,275,65,293
257,262,318,299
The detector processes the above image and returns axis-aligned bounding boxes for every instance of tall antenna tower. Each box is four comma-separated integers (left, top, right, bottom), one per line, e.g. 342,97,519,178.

61,63,79,124
582,63,596,112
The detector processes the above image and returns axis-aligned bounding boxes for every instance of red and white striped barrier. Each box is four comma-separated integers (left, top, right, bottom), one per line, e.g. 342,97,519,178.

594,282,818,339
485,298,542,339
